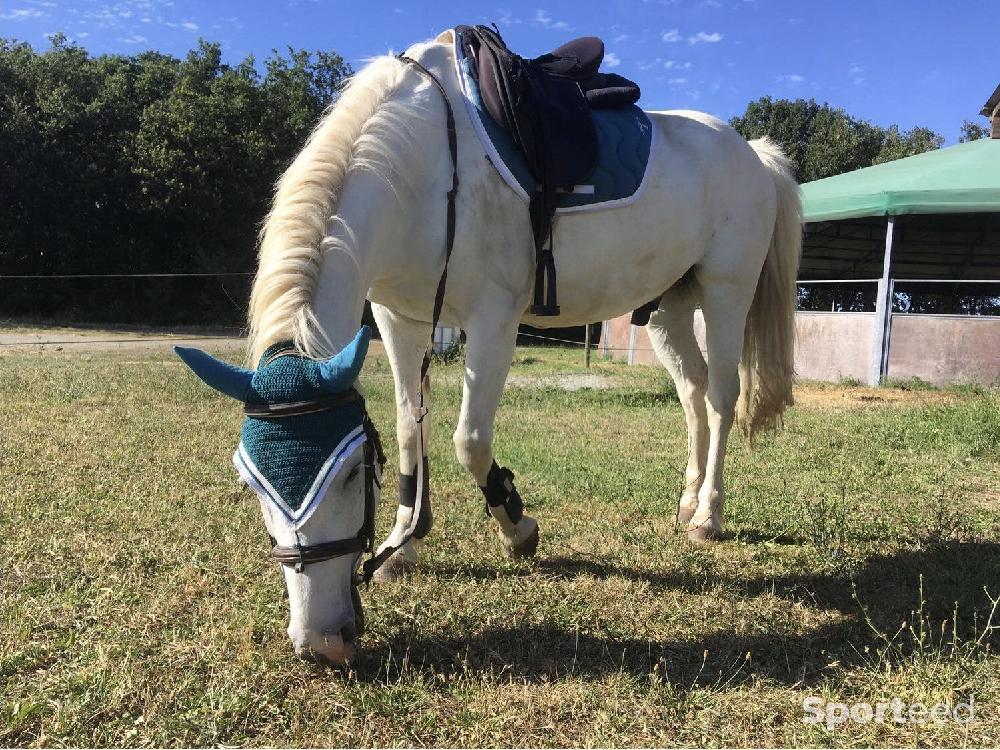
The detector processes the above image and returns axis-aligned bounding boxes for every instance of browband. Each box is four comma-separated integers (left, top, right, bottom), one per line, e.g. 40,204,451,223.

244,389,361,419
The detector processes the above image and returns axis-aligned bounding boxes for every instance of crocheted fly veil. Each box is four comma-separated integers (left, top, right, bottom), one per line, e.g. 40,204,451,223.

174,327,372,528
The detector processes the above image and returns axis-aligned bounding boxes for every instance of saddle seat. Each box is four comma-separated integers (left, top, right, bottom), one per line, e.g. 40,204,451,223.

467,30,641,137
456,24,643,315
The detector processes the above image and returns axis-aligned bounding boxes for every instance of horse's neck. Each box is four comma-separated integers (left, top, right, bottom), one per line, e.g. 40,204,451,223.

311,248,368,353
312,79,449,345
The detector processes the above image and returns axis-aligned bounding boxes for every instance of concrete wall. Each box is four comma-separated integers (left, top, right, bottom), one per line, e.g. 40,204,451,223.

603,310,1000,386
888,314,1000,385
794,312,874,382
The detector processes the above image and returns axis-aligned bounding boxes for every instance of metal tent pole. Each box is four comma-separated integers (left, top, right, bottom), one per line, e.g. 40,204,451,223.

869,216,896,385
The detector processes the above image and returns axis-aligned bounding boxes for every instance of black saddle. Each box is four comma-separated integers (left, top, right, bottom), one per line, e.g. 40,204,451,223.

457,24,641,316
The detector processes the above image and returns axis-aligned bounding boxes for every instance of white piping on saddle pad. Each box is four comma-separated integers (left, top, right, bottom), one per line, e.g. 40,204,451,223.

233,425,366,530
452,29,657,215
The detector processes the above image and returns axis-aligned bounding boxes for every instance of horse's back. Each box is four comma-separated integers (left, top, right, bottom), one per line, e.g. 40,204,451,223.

646,109,773,182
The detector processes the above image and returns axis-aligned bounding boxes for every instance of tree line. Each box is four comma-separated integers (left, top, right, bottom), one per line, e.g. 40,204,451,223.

0,36,985,324
1,34,349,323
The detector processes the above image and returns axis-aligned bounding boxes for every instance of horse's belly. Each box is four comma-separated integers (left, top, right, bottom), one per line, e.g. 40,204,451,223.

520,209,701,327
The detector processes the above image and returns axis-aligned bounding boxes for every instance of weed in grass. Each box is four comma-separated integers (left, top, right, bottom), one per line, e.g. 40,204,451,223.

799,486,849,558
884,376,939,391
431,339,465,366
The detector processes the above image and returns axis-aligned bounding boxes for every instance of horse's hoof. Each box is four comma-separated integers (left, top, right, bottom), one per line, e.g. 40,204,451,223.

686,524,723,544
506,523,540,560
675,505,696,527
371,549,417,583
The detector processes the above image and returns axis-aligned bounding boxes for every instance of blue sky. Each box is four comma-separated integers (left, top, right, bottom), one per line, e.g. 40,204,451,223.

3,0,997,142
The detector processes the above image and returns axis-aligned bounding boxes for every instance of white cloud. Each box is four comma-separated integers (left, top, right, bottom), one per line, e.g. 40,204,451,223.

613,33,629,43
662,29,681,43
498,9,521,25
664,60,691,70
122,34,147,43
533,8,570,30
1,8,46,20
777,73,804,83
181,20,197,31
668,77,688,85
689,31,723,44
604,52,621,68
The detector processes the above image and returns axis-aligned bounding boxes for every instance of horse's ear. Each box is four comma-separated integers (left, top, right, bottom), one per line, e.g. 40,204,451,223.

317,326,371,393
435,29,455,44
174,346,253,401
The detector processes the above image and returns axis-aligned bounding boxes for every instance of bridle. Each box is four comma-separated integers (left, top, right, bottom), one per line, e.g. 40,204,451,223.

251,53,458,587
248,387,387,580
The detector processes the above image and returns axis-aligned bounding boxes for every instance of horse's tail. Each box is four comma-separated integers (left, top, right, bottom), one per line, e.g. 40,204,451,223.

248,55,407,364
738,138,802,440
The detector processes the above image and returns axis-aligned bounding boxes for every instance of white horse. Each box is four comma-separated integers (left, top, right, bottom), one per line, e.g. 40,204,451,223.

187,30,801,664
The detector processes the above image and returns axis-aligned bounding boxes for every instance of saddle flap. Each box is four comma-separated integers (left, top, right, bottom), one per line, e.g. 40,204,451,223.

522,70,598,187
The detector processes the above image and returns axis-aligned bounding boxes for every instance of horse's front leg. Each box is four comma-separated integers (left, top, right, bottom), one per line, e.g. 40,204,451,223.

455,304,540,558
370,304,434,581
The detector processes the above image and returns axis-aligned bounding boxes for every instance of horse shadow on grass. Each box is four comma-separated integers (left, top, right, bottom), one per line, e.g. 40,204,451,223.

357,539,1000,690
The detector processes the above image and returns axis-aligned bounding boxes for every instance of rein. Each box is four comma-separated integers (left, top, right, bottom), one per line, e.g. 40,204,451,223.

259,53,459,586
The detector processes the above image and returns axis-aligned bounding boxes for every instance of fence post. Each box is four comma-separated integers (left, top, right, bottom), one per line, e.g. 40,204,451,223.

869,217,896,386
584,324,591,368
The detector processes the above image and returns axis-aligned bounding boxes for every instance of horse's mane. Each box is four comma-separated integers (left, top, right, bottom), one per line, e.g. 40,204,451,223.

247,47,427,364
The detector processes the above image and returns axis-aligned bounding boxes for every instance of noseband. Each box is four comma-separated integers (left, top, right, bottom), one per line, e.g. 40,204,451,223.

250,387,387,579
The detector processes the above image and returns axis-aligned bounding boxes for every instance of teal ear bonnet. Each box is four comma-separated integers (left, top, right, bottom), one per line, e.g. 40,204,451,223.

174,327,372,529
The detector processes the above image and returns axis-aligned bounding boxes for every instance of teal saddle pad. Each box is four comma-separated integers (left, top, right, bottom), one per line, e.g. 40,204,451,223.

453,32,656,213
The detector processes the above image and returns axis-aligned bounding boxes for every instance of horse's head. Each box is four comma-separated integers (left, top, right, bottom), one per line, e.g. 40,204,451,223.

175,326,384,665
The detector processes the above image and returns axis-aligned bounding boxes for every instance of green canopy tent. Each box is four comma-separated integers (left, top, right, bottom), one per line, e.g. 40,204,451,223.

799,138,1000,384
803,138,1000,222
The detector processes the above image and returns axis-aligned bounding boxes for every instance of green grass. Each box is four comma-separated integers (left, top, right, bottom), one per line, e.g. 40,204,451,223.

2,346,1000,747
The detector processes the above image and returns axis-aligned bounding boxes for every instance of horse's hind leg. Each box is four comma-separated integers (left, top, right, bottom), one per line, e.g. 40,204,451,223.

370,304,434,581
646,281,709,527
454,301,539,558
686,274,758,543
